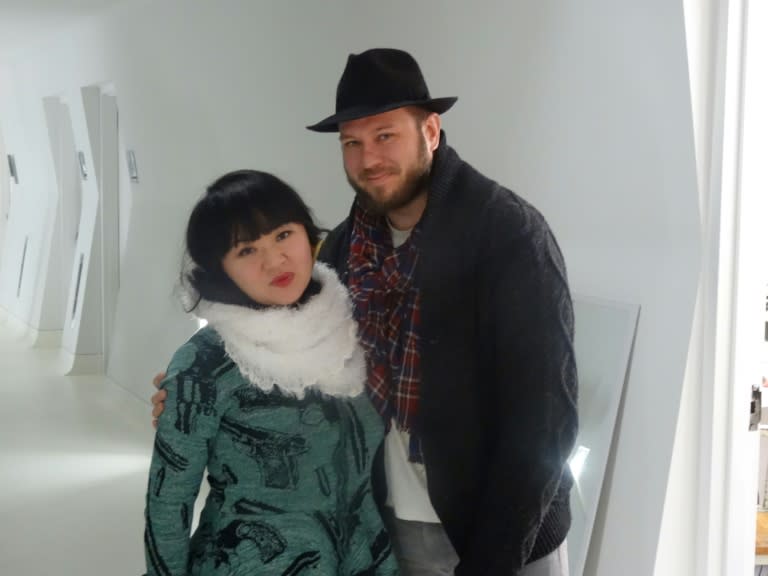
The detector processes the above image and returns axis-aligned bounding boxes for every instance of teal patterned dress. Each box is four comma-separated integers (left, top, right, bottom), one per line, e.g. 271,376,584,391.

144,265,397,576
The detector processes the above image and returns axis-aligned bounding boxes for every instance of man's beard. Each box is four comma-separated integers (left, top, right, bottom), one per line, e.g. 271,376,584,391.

346,139,432,216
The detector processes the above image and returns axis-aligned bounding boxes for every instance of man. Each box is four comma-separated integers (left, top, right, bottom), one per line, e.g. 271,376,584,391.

153,48,577,576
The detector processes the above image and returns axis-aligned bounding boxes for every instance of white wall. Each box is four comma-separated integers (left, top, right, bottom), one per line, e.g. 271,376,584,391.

0,1,700,574
0,64,57,323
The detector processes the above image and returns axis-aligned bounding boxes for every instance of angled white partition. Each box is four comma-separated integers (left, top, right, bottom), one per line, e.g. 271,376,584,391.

568,296,640,576
59,85,120,374
33,97,82,348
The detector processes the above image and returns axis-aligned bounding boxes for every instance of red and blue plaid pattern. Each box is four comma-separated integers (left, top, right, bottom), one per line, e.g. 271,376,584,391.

347,205,424,462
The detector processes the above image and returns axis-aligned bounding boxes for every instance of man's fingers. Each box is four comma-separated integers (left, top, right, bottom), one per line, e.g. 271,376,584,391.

151,389,167,405
150,374,167,430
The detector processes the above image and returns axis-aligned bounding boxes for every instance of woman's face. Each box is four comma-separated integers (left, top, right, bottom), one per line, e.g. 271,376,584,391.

221,222,314,307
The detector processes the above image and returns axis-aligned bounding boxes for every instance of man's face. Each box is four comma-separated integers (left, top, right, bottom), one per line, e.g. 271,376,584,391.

339,107,437,216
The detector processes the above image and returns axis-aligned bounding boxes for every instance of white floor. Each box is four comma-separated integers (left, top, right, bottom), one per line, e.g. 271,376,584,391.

0,313,156,575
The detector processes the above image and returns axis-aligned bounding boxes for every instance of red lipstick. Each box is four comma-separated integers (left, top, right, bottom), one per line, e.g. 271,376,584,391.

270,273,294,287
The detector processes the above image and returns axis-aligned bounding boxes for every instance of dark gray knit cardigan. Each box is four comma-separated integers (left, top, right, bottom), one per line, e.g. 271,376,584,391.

319,132,579,575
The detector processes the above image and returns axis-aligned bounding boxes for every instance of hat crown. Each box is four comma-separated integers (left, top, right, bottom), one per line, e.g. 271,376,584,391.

306,47,456,132
336,48,431,112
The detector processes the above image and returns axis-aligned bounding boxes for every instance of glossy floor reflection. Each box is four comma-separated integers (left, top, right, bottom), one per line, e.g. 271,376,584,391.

0,313,169,576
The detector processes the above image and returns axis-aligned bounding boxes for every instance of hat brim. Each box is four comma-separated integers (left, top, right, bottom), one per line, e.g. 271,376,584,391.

306,97,458,133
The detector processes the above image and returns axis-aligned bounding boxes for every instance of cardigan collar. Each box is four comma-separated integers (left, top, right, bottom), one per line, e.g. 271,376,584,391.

426,131,463,209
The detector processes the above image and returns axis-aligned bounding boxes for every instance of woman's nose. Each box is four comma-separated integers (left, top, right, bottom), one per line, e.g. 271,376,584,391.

262,247,286,270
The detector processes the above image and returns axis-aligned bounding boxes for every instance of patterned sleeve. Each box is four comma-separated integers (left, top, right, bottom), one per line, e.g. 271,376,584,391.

144,335,226,576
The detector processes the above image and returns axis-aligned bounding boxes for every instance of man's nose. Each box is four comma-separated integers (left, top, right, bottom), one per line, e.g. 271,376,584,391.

360,143,384,171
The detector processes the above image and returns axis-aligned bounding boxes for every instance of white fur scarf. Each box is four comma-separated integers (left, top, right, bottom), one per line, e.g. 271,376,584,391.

188,262,366,398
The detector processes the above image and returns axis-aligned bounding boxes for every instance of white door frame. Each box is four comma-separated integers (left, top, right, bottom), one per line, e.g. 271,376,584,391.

697,0,768,573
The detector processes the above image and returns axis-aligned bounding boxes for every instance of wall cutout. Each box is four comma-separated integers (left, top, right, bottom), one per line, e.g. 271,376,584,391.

7,154,18,184
77,151,88,181
72,253,84,320
126,150,138,182
16,236,28,298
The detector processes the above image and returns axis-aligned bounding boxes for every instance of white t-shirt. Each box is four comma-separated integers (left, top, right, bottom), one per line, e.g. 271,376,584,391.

384,221,441,523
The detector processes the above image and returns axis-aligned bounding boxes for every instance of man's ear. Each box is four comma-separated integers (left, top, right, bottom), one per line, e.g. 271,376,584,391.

424,112,441,153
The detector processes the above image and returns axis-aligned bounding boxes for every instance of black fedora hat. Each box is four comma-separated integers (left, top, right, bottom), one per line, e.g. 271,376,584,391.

307,48,457,133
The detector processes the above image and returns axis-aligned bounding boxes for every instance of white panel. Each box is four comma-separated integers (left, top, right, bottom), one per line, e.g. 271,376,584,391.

59,86,103,361
0,122,9,273
36,97,80,335
569,296,640,576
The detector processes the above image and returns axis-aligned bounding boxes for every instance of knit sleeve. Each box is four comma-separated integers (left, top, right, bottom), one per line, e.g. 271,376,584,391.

144,333,229,576
458,192,578,575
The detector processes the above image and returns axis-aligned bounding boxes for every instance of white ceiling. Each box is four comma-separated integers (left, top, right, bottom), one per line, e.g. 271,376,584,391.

0,0,125,59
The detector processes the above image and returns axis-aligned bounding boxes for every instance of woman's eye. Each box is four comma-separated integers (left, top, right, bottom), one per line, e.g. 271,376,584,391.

238,246,254,257
276,230,292,241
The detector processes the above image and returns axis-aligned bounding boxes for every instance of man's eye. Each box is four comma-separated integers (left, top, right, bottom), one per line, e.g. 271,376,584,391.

343,140,359,148
377,133,393,141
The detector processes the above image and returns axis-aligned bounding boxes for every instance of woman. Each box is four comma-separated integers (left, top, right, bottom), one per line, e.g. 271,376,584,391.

144,170,397,576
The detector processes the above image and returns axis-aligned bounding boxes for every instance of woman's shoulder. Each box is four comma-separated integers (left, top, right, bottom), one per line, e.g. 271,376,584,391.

187,324,223,349
166,326,240,388
170,324,221,360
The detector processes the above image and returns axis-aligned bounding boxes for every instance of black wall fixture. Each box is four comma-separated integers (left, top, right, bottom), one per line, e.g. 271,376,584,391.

17,236,28,298
7,154,18,184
